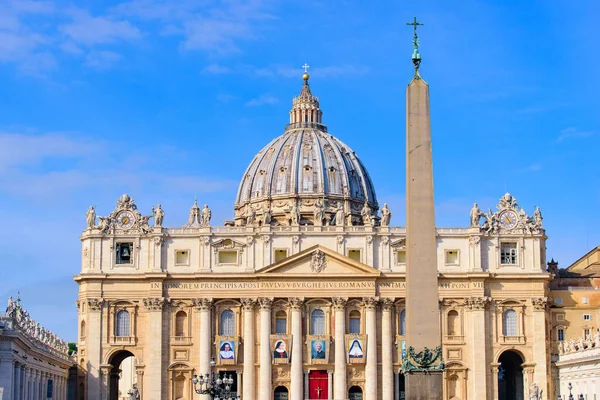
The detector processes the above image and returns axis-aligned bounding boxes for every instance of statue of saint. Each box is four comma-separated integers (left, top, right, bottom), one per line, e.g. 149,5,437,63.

86,206,96,229
594,329,600,347
380,203,392,227
469,203,482,227
290,202,300,226
361,201,372,226
334,202,345,226
262,205,272,226
6,296,13,315
246,205,256,226
534,206,543,228
152,204,164,227
313,199,325,226
528,382,541,400
201,205,212,227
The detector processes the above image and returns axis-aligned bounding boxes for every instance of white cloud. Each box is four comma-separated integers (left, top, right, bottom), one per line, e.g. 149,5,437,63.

253,64,368,79
60,9,142,45
84,50,122,70
245,94,278,107
204,63,233,74
556,127,596,142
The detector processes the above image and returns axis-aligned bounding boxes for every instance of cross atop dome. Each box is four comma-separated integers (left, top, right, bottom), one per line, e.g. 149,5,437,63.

302,63,310,81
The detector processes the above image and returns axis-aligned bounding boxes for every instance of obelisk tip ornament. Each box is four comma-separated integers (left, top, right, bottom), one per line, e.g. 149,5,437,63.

403,16,444,399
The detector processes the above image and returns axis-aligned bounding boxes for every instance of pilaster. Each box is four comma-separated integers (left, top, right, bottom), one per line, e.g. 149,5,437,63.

143,297,167,399
258,298,273,400
332,297,347,400
381,298,395,400
193,297,213,400
86,298,104,399
363,297,378,400
289,297,304,400
241,298,257,399
465,296,490,399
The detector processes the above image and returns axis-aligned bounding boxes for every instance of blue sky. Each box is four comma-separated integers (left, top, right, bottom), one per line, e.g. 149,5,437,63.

0,0,599,341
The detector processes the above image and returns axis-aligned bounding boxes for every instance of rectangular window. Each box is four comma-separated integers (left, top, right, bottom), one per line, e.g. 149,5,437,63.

275,318,287,334
582,297,589,304
218,251,238,265
116,243,133,264
397,250,406,264
175,250,189,265
500,243,518,265
583,314,591,321
558,329,564,341
274,249,288,263
445,250,459,265
348,249,361,262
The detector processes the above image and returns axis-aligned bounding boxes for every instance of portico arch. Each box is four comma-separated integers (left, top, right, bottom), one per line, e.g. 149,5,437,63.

106,350,137,400
497,350,524,400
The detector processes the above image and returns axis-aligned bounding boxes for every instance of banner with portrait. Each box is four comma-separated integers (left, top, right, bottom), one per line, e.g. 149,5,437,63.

270,334,291,364
215,336,238,365
307,335,329,364
345,334,367,364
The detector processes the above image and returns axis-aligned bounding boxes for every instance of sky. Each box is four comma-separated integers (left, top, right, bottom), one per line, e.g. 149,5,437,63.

0,0,599,341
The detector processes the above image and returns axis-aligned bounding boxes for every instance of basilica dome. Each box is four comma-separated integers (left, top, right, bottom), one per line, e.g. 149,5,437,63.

233,73,378,226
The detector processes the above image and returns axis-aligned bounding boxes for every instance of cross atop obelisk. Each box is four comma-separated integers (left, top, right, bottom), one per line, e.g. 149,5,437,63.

406,16,424,70
403,15,444,400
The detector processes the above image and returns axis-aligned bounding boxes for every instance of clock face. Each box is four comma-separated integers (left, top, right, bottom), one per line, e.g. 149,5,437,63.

117,211,135,229
499,210,518,230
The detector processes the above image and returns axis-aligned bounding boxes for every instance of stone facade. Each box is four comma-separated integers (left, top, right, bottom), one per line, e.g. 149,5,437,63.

550,246,600,399
75,74,552,400
0,297,73,400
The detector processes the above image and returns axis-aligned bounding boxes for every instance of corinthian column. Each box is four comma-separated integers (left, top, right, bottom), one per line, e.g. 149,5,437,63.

242,298,257,399
332,297,347,400
289,297,304,400
363,297,378,400
193,298,213,400
381,298,394,400
465,296,489,399
258,298,273,400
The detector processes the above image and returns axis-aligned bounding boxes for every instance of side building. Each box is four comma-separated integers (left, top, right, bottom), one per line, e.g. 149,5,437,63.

0,296,74,400
550,247,600,399
75,74,551,400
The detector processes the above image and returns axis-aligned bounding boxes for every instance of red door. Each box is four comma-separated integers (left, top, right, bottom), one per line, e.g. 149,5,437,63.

308,371,328,399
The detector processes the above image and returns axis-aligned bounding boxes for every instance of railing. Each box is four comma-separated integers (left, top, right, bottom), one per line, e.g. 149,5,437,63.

443,335,465,343
171,336,192,345
164,226,471,235
498,335,525,344
111,336,135,345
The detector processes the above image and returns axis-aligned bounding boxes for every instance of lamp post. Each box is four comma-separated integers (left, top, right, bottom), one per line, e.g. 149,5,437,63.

192,357,241,400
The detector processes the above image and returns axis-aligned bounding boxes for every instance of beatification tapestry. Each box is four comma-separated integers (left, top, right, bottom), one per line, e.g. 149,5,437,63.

215,336,238,365
345,334,367,364
307,335,329,365
271,334,291,364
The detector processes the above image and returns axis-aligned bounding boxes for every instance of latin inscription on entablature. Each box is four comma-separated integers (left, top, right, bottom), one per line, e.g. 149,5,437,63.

151,281,483,291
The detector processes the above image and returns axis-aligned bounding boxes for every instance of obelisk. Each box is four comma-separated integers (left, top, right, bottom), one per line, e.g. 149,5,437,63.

404,16,444,399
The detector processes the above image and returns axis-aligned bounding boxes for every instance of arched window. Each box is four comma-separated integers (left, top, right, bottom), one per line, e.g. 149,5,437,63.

447,310,459,336
311,309,325,335
80,320,86,339
275,310,287,334
175,311,187,337
503,310,518,336
399,309,406,336
220,310,235,336
349,310,361,334
116,310,130,337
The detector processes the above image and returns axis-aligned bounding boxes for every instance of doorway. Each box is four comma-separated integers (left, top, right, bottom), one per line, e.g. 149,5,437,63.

274,385,289,400
308,370,328,399
107,350,136,400
348,385,363,400
498,351,524,400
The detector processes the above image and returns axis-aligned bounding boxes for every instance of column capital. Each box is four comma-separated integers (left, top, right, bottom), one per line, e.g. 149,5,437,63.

331,297,348,310
241,298,257,311
361,296,379,310
530,296,549,311
464,296,490,310
258,297,274,310
287,297,304,310
381,297,395,311
86,298,105,311
490,362,501,373
143,297,169,311
192,297,213,311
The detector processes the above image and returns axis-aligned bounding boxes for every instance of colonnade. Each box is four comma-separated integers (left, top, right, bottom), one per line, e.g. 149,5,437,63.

195,296,395,400
10,361,69,400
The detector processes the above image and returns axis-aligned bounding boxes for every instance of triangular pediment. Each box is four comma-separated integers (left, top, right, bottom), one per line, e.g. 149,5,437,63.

256,245,381,277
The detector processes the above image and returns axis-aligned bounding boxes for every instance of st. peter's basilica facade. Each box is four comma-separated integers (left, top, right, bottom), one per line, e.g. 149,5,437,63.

75,72,551,400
